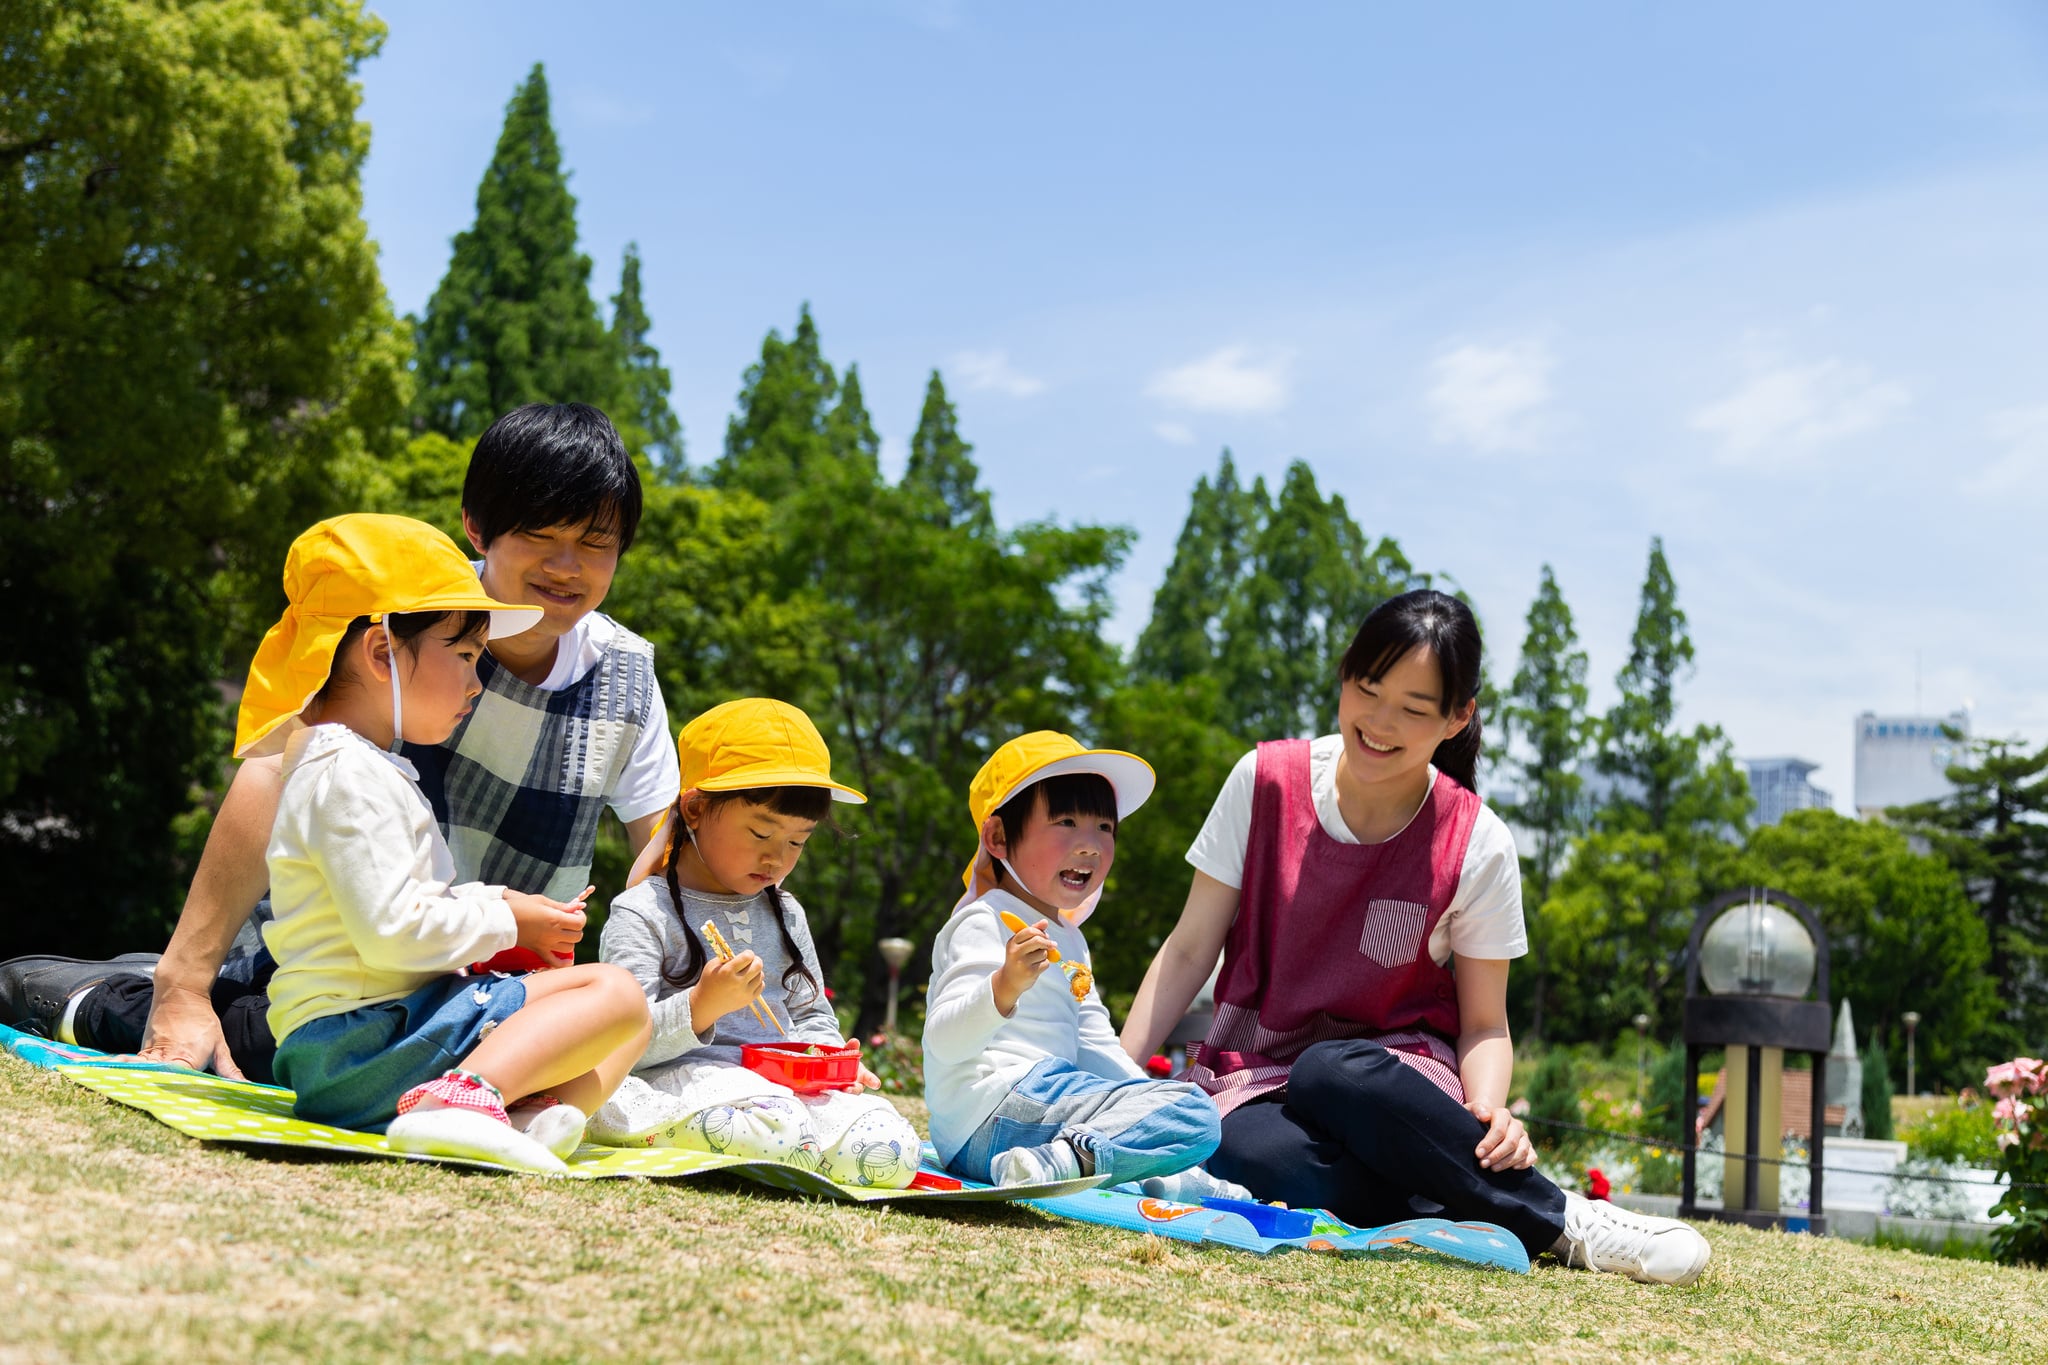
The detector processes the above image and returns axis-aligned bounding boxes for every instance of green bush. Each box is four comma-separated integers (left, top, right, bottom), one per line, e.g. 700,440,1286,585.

1900,1098,2000,1166
1863,1035,1895,1141
1526,1048,1581,1151
1648,1041,1689,1143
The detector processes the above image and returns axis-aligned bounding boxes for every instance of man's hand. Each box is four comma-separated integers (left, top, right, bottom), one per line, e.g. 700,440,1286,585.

690,950,765,1028
991,918,1056,1016
1466,1101,1535,1171
136,983,244,1079
505,887,589,964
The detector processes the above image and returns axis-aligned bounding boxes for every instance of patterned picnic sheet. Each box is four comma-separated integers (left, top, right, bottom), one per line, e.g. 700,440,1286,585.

3,1023,1528,1272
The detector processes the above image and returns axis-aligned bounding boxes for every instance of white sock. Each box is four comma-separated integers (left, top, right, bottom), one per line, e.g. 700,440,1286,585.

1139,1166,1256,1204
55,986,94,1045
509,1102,588,1160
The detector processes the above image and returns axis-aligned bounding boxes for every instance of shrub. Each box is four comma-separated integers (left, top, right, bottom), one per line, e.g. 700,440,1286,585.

1863,1034,1894,1140
1526,1048,1580,1151
1900,1097,2000,1166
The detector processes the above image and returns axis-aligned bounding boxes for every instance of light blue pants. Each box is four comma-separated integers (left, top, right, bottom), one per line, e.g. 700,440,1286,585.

951,1058,1221,1185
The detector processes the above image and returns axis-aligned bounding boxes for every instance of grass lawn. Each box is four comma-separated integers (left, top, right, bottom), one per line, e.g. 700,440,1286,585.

3,1058,2043,1364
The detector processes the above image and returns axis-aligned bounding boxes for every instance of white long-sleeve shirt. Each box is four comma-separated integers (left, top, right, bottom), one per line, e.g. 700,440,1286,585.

922,887,1144,1164
263,724,516,1042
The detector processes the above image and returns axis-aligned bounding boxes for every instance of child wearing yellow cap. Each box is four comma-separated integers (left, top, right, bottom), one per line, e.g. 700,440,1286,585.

586,699,922,1188
244,514,651,1173
922,732,1253,1199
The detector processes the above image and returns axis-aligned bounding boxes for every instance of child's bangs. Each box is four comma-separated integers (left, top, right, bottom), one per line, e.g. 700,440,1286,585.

996,772,1119,852
709,784,835,825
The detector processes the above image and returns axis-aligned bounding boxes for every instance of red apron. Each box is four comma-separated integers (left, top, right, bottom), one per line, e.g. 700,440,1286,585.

1188,738,1480,1115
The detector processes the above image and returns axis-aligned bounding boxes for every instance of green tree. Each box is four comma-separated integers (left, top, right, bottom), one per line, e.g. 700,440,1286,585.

1544,538,1750,1037
1217,462,1424,739
1,0,407,951
411,64,615,439
607,242,683,472
1736,809,1996,1089
1893,735,2048,1049
1862,1034,1894,1140
1132,450,1266,687
715,304,839,503
1500,564,1591,1039
903,371,993,536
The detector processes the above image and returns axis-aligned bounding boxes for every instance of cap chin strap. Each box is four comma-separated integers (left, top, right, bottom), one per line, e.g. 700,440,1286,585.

383,618,404,754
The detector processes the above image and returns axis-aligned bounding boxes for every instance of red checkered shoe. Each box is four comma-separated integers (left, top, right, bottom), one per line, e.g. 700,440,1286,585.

387,1071,566,1175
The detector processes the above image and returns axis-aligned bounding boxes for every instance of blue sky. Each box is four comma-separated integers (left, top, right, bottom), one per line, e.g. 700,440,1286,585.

357,2,2048,807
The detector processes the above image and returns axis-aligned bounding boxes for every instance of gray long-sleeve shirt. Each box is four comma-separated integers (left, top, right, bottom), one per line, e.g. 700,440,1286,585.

600,877,842,1070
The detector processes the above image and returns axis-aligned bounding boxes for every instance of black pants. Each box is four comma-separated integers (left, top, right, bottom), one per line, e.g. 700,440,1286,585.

77,958,278,1086
1206,1038,1567,1257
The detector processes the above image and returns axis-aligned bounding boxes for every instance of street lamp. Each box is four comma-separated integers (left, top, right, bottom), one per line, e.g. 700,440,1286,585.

1901,1011,1921,1098
1633,1012,1652,1112
877,937,915,1037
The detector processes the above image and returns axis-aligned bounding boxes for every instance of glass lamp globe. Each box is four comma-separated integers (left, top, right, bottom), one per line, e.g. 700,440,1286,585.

1699,898,1815,998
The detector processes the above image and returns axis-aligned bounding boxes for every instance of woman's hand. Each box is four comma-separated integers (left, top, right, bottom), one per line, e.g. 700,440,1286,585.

1466,1100,1535,1171
505,887,589,964
991,918,1056,1015
690,950,764,1028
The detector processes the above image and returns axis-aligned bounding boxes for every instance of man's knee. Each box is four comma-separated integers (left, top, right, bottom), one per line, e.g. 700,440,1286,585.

1291,1039,1402,1111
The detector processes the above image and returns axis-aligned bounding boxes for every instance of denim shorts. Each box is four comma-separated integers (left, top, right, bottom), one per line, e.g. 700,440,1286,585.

273,973,528,1132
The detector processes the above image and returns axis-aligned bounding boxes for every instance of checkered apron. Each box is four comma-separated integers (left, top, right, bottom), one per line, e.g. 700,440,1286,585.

1187,739,1479,1115
405,617,660,902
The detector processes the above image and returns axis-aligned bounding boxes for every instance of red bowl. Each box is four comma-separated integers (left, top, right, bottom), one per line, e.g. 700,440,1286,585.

740,1039,862,1094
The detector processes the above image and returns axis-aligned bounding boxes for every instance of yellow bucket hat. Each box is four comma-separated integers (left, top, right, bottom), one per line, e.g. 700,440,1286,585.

233,514,542,759
678,698,867,804
959,731,1155,916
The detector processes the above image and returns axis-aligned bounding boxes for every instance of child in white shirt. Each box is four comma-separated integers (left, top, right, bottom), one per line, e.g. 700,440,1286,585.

923,732,1250,1199
244,514,651,1172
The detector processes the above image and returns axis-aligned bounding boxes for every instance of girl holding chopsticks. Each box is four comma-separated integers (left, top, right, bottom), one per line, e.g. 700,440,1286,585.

589,699,922,1188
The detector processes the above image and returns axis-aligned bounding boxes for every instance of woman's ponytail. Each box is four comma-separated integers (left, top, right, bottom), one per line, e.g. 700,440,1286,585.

1432,710,1482,793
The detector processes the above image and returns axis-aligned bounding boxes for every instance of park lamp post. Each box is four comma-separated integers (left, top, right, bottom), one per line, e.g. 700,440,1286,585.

877,937,915,1038
1679,887,1832,1235
1901,1010,1921,1097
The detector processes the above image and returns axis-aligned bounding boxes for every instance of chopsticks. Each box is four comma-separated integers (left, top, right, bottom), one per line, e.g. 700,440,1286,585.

702,919,784,1036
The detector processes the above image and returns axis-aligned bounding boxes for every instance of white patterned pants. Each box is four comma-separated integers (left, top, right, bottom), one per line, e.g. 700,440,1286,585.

589,1061,922,1188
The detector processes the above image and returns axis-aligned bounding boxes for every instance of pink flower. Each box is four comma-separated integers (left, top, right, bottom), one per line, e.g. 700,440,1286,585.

1987,1062,2022,1097
1509,1097,1530,1117
868,1033,888,1048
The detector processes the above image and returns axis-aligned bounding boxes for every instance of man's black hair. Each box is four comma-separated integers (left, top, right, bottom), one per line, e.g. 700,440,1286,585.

993,771,1119,864
462,402,643,552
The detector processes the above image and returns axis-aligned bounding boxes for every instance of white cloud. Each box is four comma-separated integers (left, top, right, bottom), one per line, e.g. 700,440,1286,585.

1424,340,1555,453
1153,421,1195,445
949,349,1046,398
1969,404,2048,495
1689,356,1908,462
1145,346,1293,415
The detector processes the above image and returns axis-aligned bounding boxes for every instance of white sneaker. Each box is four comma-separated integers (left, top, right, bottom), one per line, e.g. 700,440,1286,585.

509,1101,589,1161
1552,1193,1711,1286
990,1139,1084,1187
1139,1165,1256,1204
386,1106,568,1175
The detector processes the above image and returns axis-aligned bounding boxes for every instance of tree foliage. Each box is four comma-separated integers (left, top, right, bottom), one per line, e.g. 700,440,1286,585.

1893,735,2048,1050
410,64,616,439
608,242,683,473
0,0,406,950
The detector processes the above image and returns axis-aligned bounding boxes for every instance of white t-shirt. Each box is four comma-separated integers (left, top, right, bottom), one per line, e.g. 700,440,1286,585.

520,607,679,824
1185,736,1527,964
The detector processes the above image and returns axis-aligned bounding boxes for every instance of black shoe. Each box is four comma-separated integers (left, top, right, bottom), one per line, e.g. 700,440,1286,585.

0,955,157,1038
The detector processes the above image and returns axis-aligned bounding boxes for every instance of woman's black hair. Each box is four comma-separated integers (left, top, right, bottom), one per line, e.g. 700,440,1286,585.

1337,589,1484,792
991,772,1119,887
658,784,835,1005
462,402,643,552
316,609,491,703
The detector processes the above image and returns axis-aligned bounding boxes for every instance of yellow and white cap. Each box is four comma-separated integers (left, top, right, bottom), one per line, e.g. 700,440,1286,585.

959,730,1154,922
234,514,540,759
678,698,866,804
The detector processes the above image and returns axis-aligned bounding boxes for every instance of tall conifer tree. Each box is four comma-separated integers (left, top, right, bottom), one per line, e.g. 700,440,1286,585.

827,363,881,474
608,242,683,470
1134,450,1264,686
411,64,614,438
904,371,992,536
1598,537,1696,829
716,304,838,502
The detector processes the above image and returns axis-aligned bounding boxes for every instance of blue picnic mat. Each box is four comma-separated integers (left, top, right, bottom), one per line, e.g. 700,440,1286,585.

4,1023,1528,1271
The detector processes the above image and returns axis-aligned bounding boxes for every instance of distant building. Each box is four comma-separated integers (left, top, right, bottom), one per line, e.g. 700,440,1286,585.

1743,757,1832,828
1853,710,1969,819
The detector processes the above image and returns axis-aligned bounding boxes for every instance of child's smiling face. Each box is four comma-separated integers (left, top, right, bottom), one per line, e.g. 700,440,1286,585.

677,795,820,896
988,788,1117,917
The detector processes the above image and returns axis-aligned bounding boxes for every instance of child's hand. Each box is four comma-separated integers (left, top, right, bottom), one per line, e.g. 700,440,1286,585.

835,1063,884,1095
691,950,765,1028
505,886,590,966
992,918,1056,1016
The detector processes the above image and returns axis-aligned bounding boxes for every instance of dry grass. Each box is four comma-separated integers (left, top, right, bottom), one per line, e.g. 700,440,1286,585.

3,1058,2044,1364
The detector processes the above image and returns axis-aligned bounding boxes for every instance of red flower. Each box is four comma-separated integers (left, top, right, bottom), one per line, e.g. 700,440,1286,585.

1145,1054,1172,1078
1585,1168,1611,1201
868,1033,888,1048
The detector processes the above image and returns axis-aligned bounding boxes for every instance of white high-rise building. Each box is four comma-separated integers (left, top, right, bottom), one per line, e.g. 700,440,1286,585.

1853,710,1969,819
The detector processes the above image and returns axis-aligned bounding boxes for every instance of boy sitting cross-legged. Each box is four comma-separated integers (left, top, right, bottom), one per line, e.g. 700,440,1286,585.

923,733,1251,1200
